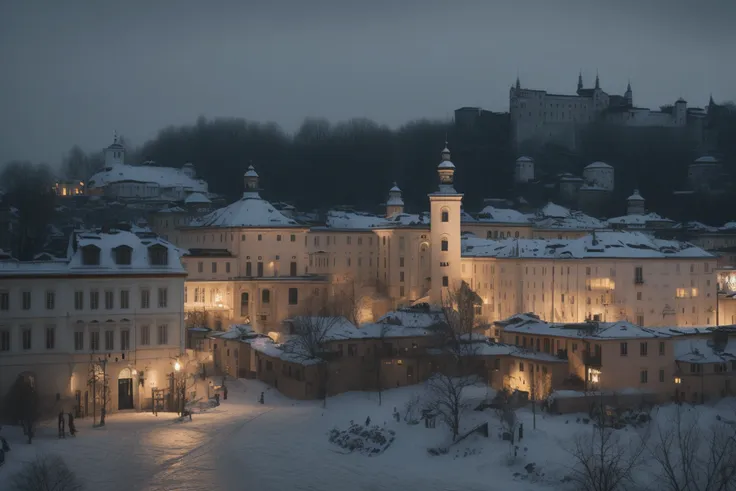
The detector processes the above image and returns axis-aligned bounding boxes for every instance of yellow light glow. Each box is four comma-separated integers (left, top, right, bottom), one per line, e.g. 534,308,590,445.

588,368,601,383
674,376,682,384
174,361,181,372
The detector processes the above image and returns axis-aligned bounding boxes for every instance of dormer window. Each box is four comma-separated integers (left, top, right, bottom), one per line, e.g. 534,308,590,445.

114,245,132,265
149,244,169,266
81,245,101,266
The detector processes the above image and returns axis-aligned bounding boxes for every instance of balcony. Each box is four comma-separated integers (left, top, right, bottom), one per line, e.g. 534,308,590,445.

634,277,644,285
583,350,602,368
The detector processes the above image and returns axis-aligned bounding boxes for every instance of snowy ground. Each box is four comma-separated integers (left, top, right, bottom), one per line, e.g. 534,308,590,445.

1,379,735,491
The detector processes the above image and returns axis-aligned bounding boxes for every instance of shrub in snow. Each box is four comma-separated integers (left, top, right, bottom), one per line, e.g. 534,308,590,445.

12,455,84,491
328,424,395,456
427,446,449,456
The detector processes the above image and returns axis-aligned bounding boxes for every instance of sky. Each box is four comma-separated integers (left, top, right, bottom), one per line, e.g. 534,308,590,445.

1,0,734,166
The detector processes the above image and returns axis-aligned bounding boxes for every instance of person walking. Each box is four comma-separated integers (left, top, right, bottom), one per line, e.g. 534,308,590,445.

57,411,66,439
68,412,76,437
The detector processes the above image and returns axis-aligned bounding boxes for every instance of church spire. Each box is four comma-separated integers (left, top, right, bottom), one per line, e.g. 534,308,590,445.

577,71,583,92
595,71,600,90
515,75,521,91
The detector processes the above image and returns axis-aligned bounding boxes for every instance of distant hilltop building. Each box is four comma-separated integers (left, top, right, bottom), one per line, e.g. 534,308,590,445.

87,135,209,201
509,73,711,150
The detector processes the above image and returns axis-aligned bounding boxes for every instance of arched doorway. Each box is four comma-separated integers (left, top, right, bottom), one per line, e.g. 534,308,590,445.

118,367,134,410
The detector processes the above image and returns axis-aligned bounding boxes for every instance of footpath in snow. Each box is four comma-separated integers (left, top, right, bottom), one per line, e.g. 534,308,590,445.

1,378,734,491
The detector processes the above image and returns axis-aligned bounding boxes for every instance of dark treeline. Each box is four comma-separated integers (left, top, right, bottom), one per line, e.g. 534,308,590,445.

130,116,513,213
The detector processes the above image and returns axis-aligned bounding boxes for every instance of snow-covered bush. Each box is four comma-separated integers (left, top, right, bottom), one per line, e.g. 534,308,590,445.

328,424,396,456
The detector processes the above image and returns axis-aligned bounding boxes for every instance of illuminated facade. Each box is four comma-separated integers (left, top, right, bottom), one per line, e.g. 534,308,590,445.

161,146,719,334
0,231,186,414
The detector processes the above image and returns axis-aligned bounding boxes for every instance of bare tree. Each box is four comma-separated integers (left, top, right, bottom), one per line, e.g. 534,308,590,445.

87,359,110,427
565,420,649,491
12,455,84,491
651,406,736,491
529,366,552,429
327,280,361,326
185,307,209,330
373,322,390,406
425,373,477,441
2,375,40,444
494,390,519,447
438,281,484,370
283,314,342,407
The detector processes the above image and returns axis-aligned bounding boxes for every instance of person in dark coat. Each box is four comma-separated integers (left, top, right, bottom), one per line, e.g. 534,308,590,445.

67,412,76,437
58,411,65,439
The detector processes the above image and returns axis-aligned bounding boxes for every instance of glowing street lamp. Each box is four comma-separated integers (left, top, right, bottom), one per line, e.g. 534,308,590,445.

174,361,181,372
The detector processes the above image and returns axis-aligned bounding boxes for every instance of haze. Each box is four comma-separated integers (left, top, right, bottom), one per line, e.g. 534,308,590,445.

1,0,734,166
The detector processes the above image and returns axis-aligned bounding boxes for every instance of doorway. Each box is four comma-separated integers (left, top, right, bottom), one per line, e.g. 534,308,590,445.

117,368,134,410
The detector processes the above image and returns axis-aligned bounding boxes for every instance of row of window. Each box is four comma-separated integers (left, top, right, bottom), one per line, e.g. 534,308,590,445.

188,287,299,306
0,288,169,312
81,243,168,266
0,325,169,352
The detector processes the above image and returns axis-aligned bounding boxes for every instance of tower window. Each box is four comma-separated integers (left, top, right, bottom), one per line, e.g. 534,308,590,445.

441,210,449,222
442,276,449,287
441,240,448,252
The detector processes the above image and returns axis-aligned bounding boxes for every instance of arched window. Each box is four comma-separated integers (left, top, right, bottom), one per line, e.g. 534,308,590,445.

240,292,249,317
441,209,449,222
441,239,448,252
261,289,270,304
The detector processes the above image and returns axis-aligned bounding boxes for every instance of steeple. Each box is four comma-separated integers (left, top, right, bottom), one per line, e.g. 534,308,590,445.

437,142,456,192
515,75,521,91
595,71,600,90
385,182,404,218
709,93,715,107
625,80,633,106
243,163,261,198
577,71,583,92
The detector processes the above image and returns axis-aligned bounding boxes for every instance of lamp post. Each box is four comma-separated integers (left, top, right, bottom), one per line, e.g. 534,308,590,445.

174,360,182,415
674,376,682,404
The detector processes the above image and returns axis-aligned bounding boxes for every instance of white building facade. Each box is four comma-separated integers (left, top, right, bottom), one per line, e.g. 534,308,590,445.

0,231,186,414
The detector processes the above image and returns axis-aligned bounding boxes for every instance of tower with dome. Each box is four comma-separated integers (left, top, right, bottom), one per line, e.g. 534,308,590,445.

429,143,463,305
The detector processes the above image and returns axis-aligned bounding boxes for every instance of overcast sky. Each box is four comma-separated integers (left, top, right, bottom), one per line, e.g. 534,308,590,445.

1,0,734,165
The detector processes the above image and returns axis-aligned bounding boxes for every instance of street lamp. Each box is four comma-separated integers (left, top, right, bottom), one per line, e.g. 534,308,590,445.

174,361,181,372
674,376,682,404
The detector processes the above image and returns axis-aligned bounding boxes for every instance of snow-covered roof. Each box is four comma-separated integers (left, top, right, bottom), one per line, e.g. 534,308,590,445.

377,309,447,329
675,338,736,364
386,196,404,206
190,195,300,228
585,161,613,170
516,156,533,162
184,192,211,204
208,324,257,340
496,313,690,340
682,221,717,233
475,206,532,224
87,163,208,192
438,160,455,169
693,156,719,164
324,210,388,229
606,213,674,227
462,231,714,259
322,210,431,230
533,212,605,230
628,190,644,201
539,202,571,219
157,206,187,214
0,230,185,276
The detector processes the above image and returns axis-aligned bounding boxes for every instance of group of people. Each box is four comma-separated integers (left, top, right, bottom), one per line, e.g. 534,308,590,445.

57,411,77,439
